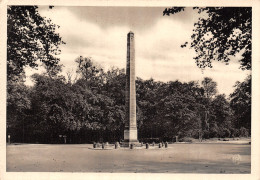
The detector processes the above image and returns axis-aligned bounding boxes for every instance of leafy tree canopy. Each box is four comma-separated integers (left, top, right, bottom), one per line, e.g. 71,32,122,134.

7,6,65,81
230,75,251,131
163,7,251,70
202,77,217,99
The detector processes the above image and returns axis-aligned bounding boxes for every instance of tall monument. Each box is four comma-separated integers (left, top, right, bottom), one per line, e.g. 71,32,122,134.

123,31,138,146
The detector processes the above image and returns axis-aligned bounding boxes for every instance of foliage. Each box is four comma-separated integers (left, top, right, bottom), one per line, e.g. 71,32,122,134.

7,6,65,81
163,7,251,70
210,94,234,137
7,58,251,143
230,75,251,132
7,81,31,142
202,77,217,99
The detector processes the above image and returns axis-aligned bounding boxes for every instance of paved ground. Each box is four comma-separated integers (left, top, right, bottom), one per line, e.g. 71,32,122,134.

6,141,251,173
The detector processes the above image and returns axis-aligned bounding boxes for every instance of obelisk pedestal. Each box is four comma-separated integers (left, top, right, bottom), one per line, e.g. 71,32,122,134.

123,31,138,147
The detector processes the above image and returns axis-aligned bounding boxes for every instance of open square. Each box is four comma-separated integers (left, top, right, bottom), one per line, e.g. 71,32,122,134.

7,140,250,173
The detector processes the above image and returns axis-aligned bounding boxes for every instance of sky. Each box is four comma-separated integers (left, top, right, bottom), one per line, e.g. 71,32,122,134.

25,6,250,96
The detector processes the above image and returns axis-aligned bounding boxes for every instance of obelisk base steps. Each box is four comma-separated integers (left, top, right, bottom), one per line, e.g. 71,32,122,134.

122,128,139,147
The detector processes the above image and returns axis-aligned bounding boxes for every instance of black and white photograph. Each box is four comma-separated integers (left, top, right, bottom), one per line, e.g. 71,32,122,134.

0,1,260,180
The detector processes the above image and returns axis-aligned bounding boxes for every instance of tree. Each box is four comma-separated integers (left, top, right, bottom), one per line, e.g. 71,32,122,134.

103,67,126,105
162,81,207,140
7,6,65,81
7,81,31,142
202,77,217,99
136,78,161,139
230,75,251,133
29,74,74,143
200,77,218,137
73,64,126,142
66,68,78,85
7,6,66,142
211,94,234,137
75,56,105,90
163,7,251,70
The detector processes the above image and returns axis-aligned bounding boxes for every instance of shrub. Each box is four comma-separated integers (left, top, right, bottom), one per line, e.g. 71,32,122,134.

179,137,193,143
239,127,249,137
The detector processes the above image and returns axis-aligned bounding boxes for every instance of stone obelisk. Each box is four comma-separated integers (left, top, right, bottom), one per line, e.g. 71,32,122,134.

123,31,138,146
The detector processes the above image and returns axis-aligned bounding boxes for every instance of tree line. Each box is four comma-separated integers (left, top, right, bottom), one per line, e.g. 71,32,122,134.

7,56,251,143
